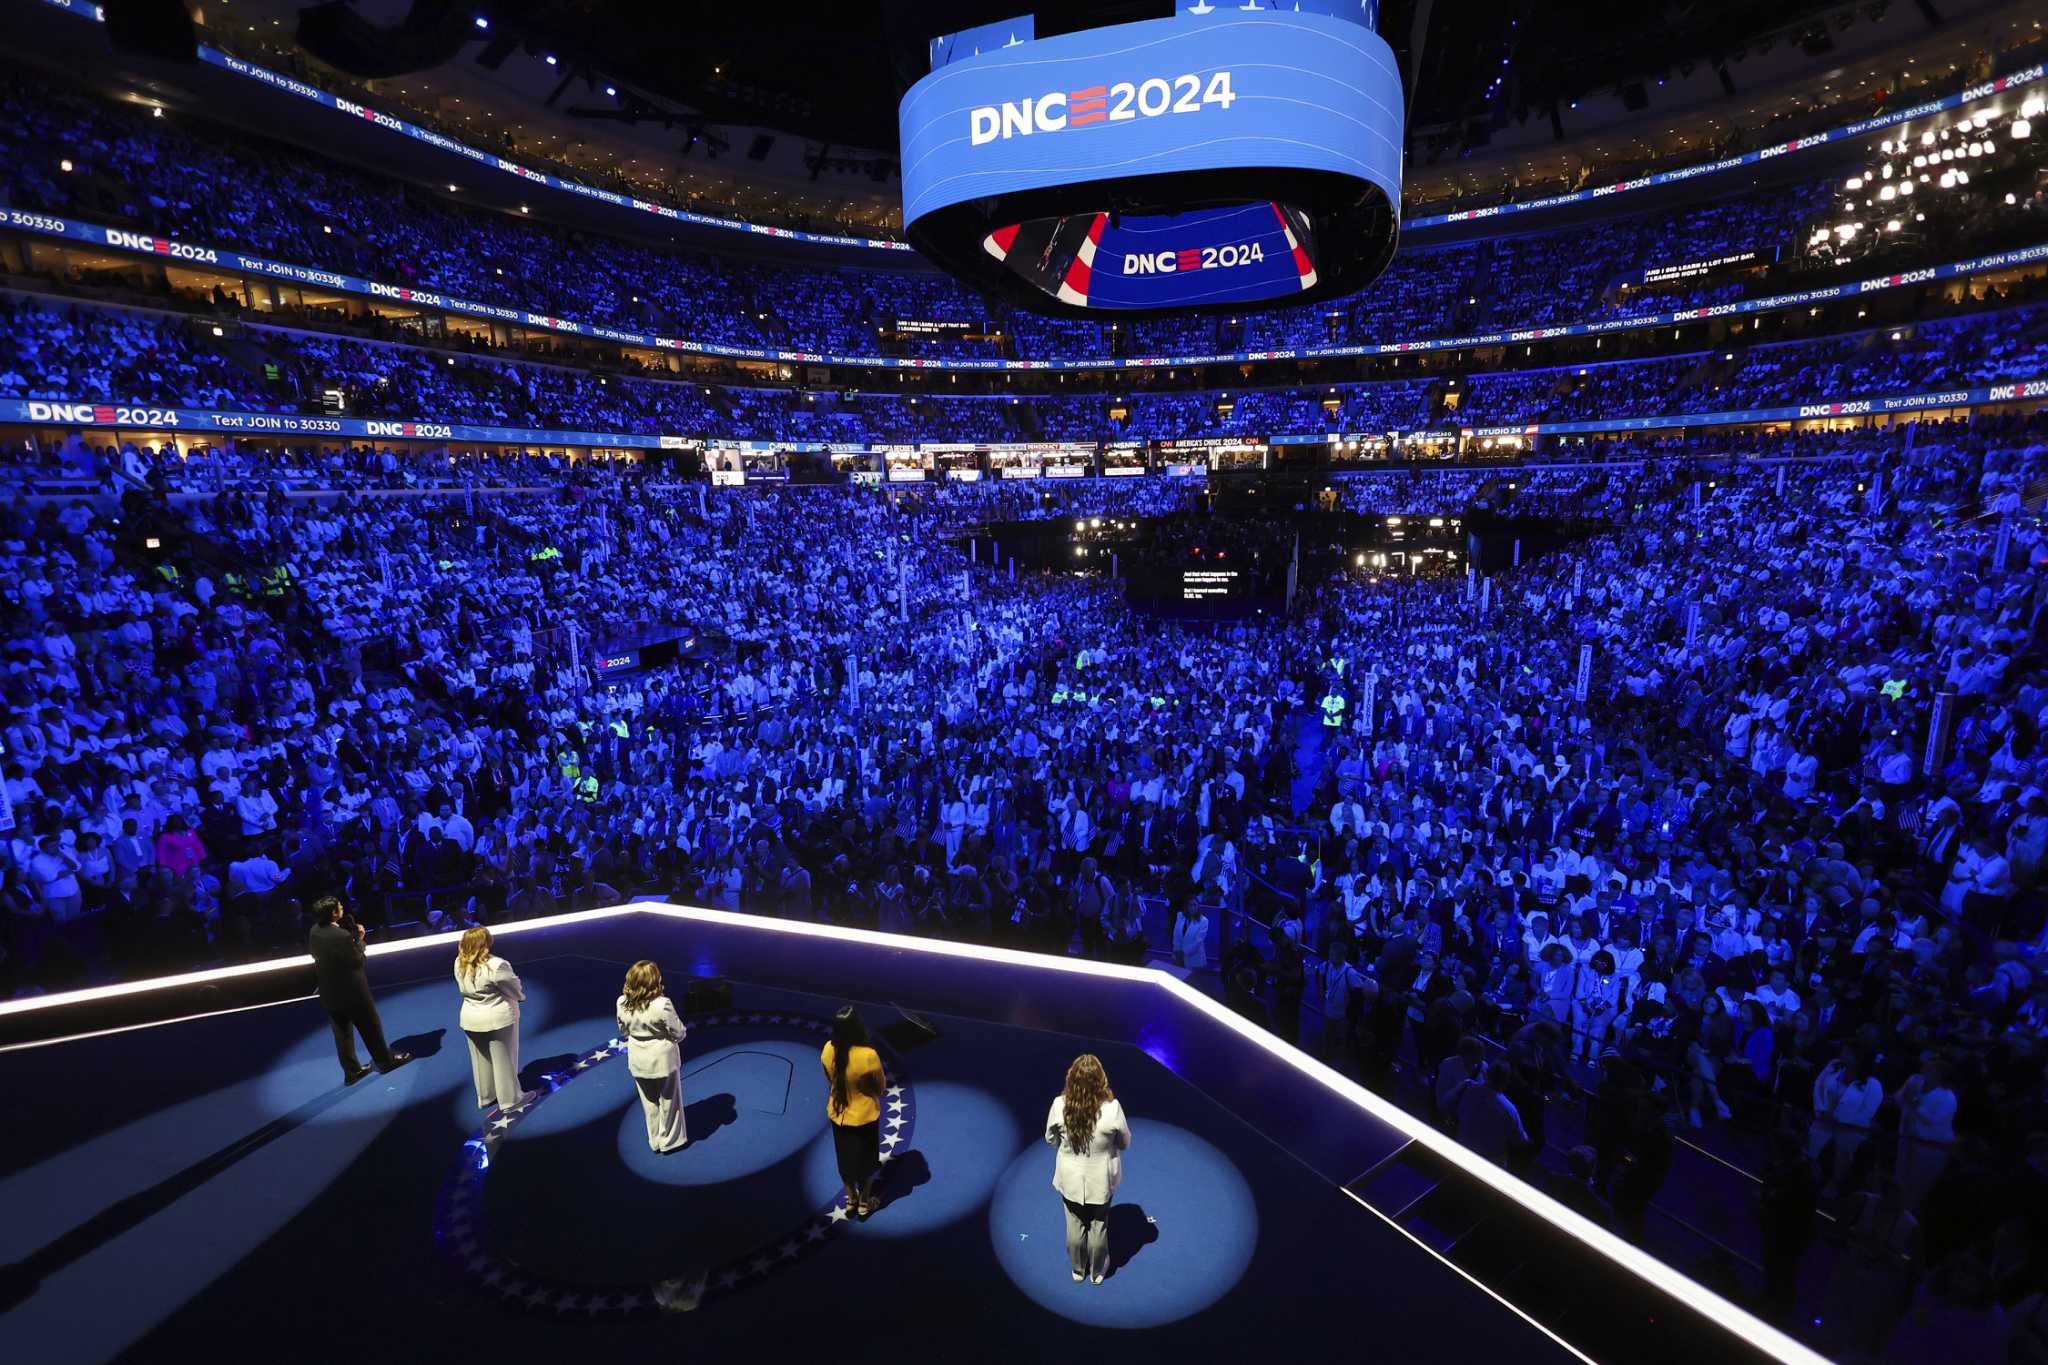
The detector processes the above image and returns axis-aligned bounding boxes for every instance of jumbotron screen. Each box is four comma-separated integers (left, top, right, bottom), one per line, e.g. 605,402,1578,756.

982,202,1317,311
900,3,1402,317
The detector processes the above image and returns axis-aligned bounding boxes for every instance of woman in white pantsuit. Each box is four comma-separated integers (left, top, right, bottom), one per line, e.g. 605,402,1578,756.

617,960,688,1153
1046,1054,1132,1285
455,927,534,1112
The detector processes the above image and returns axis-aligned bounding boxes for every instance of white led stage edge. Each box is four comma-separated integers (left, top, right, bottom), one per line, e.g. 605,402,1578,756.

0,901,1829,1365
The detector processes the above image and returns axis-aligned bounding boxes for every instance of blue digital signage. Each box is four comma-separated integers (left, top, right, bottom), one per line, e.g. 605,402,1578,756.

899,4,1404,314
1066,202,1315,310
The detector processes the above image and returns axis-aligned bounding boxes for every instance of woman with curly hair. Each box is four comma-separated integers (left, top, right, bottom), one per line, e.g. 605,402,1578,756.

1045,1053,1132,1285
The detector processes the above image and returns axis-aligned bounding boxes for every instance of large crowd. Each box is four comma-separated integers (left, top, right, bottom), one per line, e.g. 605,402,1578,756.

6,357,2048,1354
6,292,2048,460
9,47,2048,1354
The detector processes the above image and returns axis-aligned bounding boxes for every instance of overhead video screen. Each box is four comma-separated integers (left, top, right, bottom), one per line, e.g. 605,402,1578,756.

991,202,1316,310
900,2,1402,316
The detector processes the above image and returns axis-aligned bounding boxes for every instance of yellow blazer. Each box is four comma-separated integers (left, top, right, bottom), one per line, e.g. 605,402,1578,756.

821,1043,886,1126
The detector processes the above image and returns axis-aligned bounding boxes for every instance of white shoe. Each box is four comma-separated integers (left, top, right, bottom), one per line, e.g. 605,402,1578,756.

1072,1271,1085,1282
1091,1274,1105,1285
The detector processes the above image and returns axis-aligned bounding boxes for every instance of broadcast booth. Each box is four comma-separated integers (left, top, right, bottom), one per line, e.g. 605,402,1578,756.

984,441,1097,480
1153,436,1266,472
988,443,1044,480
1040,443,1094,479
927,443,984,482
1100,440,1148,477
881,444,928,482
705,442,791,486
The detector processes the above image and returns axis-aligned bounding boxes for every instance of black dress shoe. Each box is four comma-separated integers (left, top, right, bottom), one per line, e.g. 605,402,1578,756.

378,1051,413,1073
344,1064,374,1086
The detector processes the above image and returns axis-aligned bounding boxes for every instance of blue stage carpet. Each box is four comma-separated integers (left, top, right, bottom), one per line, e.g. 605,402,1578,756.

0,953,1577,1363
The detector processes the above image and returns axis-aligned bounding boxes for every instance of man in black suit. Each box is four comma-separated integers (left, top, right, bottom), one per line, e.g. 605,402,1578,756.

308,895,409,1085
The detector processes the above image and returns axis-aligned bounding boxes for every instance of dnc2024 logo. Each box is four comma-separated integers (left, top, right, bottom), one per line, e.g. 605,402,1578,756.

970,71,1237,145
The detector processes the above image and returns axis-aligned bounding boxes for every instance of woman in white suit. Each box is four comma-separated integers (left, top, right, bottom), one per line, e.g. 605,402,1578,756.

617,959,688,1153
455,927,534,1113
1046,1054,1132,1285
1172,904,1210,972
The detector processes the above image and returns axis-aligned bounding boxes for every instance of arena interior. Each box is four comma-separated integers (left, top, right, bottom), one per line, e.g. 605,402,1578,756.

2,1,2048,1361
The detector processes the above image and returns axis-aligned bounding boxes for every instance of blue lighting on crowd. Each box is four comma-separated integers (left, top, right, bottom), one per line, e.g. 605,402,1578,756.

0,15,2043,1360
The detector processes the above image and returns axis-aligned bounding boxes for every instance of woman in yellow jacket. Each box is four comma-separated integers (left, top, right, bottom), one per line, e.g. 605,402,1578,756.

821,1006,888,1218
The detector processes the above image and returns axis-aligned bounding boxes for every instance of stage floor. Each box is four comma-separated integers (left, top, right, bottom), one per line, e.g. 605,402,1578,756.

0,929,1583,1364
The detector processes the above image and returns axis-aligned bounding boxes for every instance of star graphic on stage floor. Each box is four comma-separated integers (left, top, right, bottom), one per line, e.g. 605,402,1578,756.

433,1008,917,1314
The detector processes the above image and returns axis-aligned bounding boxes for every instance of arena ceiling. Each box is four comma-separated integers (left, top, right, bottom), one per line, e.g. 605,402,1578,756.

269,0,1898,149
60,0,2020,239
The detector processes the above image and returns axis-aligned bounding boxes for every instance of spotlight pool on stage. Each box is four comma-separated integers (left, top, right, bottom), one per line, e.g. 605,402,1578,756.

0,908,1802,1364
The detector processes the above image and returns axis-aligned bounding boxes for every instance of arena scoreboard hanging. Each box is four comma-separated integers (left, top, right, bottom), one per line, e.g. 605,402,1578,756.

899,2,1404,318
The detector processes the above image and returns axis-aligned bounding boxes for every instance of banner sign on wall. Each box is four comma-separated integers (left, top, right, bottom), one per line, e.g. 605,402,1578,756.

1641,250,1766,285
0,397,672,448
3,380,2042,453
5,206,2044,377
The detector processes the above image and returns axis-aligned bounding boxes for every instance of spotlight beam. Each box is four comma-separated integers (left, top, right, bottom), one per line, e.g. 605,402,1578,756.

0,903,1831,1365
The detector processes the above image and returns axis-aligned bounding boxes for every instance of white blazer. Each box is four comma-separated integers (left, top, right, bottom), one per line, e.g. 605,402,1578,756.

616,994,687,1079
1173,912,1210,970
1046,1095,1131,1205
455,956,525,1032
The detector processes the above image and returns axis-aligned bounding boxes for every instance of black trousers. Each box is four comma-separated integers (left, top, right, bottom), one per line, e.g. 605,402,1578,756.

831,1119,881,1192
325,996,394,1074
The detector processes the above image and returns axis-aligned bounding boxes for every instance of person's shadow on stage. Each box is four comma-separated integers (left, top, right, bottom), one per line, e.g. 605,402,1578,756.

520,1051,582,1091
682,1092,739,1145
391,1028,446,1064
0,1026,447,1313
870,1148,932,1214
1103,1205,1159,1279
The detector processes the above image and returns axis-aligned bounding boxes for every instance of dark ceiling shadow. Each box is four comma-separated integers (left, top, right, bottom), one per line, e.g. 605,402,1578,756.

1104,1204,1159,1278
681,1092,740,1146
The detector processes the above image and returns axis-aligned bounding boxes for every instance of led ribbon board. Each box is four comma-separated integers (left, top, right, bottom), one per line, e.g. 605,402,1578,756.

899,3,1403,317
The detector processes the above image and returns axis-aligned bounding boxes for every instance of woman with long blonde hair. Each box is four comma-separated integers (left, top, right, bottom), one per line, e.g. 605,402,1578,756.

616,960,688,1152
453,926,533,1113
1045,1053,1132,1284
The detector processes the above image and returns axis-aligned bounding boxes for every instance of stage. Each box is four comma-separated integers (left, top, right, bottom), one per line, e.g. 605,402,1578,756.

0,907,1809,1363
